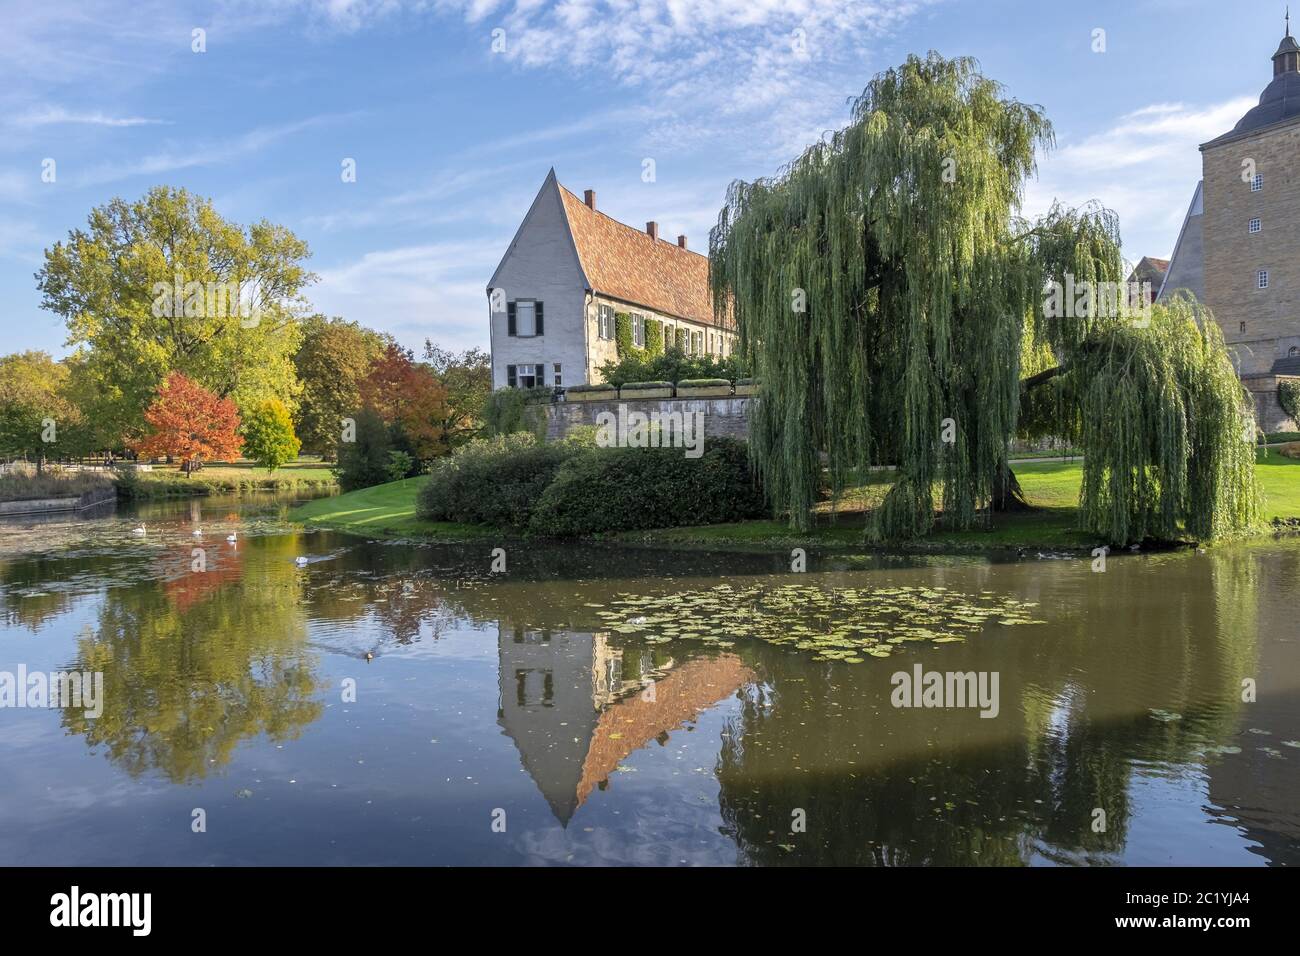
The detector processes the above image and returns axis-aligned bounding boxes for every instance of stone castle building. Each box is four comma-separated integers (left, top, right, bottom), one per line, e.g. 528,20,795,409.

1159,21,1300,431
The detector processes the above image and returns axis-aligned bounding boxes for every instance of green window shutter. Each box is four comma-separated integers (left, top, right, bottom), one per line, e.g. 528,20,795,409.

507,364,517,388
507,301,517,336
535,301,544,336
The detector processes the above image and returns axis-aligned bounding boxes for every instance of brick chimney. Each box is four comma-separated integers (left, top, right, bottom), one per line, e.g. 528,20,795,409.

646,221,659,241
677,235,687,249
584,189,596,209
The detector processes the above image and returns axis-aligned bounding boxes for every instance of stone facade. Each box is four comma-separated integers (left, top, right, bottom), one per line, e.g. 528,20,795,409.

1201,123,1300,375
1242,373,1300,433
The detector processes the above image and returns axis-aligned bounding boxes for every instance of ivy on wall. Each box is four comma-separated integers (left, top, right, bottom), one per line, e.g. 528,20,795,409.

615,312,634,357
675,328,688,352
1280,379,1300,423
645,319,664,356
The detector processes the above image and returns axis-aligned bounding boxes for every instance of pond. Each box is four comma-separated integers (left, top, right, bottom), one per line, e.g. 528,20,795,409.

1,493,1297,865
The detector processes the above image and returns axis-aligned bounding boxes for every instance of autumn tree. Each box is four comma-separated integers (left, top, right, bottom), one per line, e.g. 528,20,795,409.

35,187,313,444
241,399,301,472
360,344,450,465
293,316,388,458
135,373,243,473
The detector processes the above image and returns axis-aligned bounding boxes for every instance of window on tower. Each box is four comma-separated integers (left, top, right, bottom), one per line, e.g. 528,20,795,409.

1249,218,1262,234
1251,174,1264,192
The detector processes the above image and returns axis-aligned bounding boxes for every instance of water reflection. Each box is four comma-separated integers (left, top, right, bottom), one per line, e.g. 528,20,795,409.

1,494,1298,865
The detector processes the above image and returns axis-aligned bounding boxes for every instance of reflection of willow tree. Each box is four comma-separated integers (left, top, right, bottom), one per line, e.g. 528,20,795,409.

63,543,322,782
716,548,1262,865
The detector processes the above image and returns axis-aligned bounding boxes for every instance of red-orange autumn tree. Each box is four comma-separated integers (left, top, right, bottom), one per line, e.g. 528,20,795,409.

359,344,450,463
135,372,243,473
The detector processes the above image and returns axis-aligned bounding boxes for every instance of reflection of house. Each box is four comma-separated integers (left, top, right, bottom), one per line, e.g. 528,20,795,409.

495,623,752,825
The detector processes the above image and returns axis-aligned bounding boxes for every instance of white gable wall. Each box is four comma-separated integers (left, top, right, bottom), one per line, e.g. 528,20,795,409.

487,173,591,389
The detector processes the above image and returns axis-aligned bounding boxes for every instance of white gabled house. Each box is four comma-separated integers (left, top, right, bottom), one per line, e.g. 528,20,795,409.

486,169,737,390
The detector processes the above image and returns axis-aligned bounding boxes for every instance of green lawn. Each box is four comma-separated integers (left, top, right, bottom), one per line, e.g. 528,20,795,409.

627,454,1300,551
288,454,1300,551
290,476,496,540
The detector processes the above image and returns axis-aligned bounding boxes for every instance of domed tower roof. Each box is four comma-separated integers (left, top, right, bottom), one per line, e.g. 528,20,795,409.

1206,13,1300,146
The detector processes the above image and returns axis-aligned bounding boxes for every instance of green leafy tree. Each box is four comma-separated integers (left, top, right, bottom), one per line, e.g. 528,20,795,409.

423,341,492,447
334,406,394,491
710,52,1259,544
0,351,86,469
241,398,302,471
294,316,387,458
35,186,314,444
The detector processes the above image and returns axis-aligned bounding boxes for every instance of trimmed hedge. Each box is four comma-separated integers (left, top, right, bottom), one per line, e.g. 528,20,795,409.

528,437,765,537
416,433,582,529
620,380,673,390
677,378,731,388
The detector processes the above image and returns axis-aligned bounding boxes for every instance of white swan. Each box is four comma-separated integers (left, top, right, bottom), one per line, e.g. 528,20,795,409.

295,556,309,566
226,532,238,543
192,527,203,536
131,524,146,536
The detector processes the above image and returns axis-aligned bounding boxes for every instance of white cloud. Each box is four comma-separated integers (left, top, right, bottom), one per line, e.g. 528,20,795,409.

75,115,340,186
10,108,168,128
1028,96,1255,261
311,239,505,351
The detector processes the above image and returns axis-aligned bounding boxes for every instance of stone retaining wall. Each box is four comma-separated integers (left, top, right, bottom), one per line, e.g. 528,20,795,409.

536,396,753,442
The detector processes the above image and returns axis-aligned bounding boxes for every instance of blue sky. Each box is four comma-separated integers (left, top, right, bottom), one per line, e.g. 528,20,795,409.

0,0,1288,357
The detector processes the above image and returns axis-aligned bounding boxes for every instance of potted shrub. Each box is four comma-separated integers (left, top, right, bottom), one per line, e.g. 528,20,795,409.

675,377,733,398
619,380,674,399
564,382,618,402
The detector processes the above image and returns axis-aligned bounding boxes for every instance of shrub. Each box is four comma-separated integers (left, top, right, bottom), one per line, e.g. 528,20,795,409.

416,432,584,529
620,380,673,390
483,387,550,437
677,378,731,388
528,437,764,537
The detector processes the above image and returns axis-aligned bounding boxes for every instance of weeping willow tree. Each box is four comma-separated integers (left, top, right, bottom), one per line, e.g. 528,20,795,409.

710,52,1260,545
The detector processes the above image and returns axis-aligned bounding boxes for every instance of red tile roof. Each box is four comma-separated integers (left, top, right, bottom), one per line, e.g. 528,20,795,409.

558,184,730,329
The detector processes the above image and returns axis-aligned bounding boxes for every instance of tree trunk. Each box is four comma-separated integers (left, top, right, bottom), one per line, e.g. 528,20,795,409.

992,460,1032,512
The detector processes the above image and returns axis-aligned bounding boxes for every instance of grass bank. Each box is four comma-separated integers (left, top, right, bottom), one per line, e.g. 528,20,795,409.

291,476,496,541
289,452,1300,552
115,459,338,498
